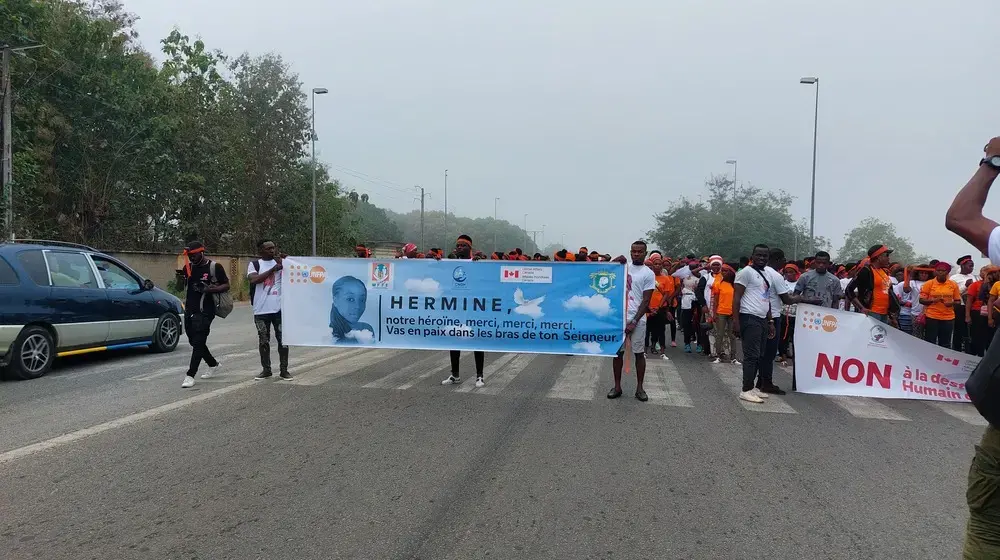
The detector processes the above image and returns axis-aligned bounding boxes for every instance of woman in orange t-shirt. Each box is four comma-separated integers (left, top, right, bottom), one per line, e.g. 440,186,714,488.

919,261,963,348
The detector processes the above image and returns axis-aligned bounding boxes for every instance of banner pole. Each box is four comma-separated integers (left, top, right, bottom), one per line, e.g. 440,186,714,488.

792,354,797,392
624,334,632,374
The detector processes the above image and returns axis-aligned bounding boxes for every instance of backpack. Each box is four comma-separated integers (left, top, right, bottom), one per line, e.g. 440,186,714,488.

968,327,1000,427
209,260,234,318
249,259,260,306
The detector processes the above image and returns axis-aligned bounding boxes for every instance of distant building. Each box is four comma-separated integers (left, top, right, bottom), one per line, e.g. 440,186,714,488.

368,241,405,259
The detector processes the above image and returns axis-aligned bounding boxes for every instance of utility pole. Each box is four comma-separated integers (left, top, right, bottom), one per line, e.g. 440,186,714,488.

0,43,43,241
415,186,426,250
443,169,448,232
1,46,12,241
528,230,543,250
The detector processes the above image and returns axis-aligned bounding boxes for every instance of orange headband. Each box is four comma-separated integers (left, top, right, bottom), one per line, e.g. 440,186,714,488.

456,239,472,248
182,246,205,276
870,246,889,260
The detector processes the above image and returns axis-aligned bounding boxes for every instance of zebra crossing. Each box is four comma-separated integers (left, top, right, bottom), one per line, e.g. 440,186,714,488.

262,347,989,427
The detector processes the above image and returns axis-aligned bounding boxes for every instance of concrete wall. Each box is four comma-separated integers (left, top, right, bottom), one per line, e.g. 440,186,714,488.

106,251,256,300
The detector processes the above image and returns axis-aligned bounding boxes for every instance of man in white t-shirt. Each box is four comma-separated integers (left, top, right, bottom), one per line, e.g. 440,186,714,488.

944,136,1000,556
608,241,656,402
732,244,784,403
731,245,816,403
248,239,290,380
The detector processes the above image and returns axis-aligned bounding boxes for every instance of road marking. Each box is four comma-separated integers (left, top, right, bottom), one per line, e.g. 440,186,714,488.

455,353,535,395
710,362,797,414
546,357,603,401
0,349,379,464
129,351,259,381
0,380,257,465
362,353,447,389
826,396,910,421
286,349,397,386
395,352,471,390
927,401,989,426
646,360,694,407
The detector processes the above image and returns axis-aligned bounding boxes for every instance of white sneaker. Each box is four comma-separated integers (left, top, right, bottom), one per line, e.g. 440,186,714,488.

200,365,218,379
181,376,195,388
711,357,722,364
442,375,461,385
732,359,742,366
752,387,771,399
739,390,763,403
475,378,485,388
661,354,669,360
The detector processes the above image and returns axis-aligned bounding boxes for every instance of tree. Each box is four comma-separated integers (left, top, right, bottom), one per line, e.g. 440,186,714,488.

837,217,930,264
347,199,404,246
647,176,830,261
388,210,538,254
2,0,432,256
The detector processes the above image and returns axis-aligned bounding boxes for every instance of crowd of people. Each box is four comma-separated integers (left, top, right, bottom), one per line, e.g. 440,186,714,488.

171,137,1000,556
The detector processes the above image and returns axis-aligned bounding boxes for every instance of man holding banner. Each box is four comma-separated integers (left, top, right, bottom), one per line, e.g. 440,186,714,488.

607,241,655,402
442,235,487,388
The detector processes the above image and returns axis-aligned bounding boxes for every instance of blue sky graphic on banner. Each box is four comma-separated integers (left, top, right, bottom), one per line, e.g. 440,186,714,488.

282,258,626,356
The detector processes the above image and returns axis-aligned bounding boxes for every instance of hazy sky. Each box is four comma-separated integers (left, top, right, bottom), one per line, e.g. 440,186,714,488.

124,0,998,262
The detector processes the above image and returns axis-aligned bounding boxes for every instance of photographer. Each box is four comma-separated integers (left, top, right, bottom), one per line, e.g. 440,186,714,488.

179,241,230,389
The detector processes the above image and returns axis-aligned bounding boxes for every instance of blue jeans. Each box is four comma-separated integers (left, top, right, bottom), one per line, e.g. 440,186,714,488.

897,313,913,335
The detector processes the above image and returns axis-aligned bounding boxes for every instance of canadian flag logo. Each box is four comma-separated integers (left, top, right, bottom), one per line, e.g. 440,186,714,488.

936,354,960,366
504,269,519,279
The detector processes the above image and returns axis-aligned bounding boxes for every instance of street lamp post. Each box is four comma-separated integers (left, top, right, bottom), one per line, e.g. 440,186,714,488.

726,159,737,233
310,87,329,256
494,197,500,253
800,76,820,255
523,214,528,251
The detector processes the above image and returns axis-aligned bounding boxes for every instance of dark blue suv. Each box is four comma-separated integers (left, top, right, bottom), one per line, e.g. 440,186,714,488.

0,240,184,380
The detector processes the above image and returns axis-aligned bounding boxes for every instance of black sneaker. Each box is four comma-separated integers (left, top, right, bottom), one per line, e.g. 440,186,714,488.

279,371,293,380
607,388,623,399
758,384,786,395
255,372,273,380
635,389,649,402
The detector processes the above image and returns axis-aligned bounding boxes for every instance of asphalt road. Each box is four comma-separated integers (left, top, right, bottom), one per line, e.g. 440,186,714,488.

0,306,984,559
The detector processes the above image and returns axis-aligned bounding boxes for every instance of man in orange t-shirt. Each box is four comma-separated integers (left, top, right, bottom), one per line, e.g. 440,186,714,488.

645,254,673,357
919,261,963,348
711,266,738,364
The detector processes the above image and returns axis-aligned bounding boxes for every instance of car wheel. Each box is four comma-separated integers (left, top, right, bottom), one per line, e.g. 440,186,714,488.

8,326,55,380
152,313,181,353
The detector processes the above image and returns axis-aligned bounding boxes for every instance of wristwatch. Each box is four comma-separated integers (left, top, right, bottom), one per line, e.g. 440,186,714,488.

982,155,1000,170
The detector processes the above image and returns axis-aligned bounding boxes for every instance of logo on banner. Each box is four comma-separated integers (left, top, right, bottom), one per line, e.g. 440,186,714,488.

800,310,837,332
370,262,393,289
309,266,326,283
936,354,960,366
453,266,468,289
500,266,553,284
869,325,888,348
589,271,616,294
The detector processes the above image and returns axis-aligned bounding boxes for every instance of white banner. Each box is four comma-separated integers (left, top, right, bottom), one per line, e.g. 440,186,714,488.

795,305,980,402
